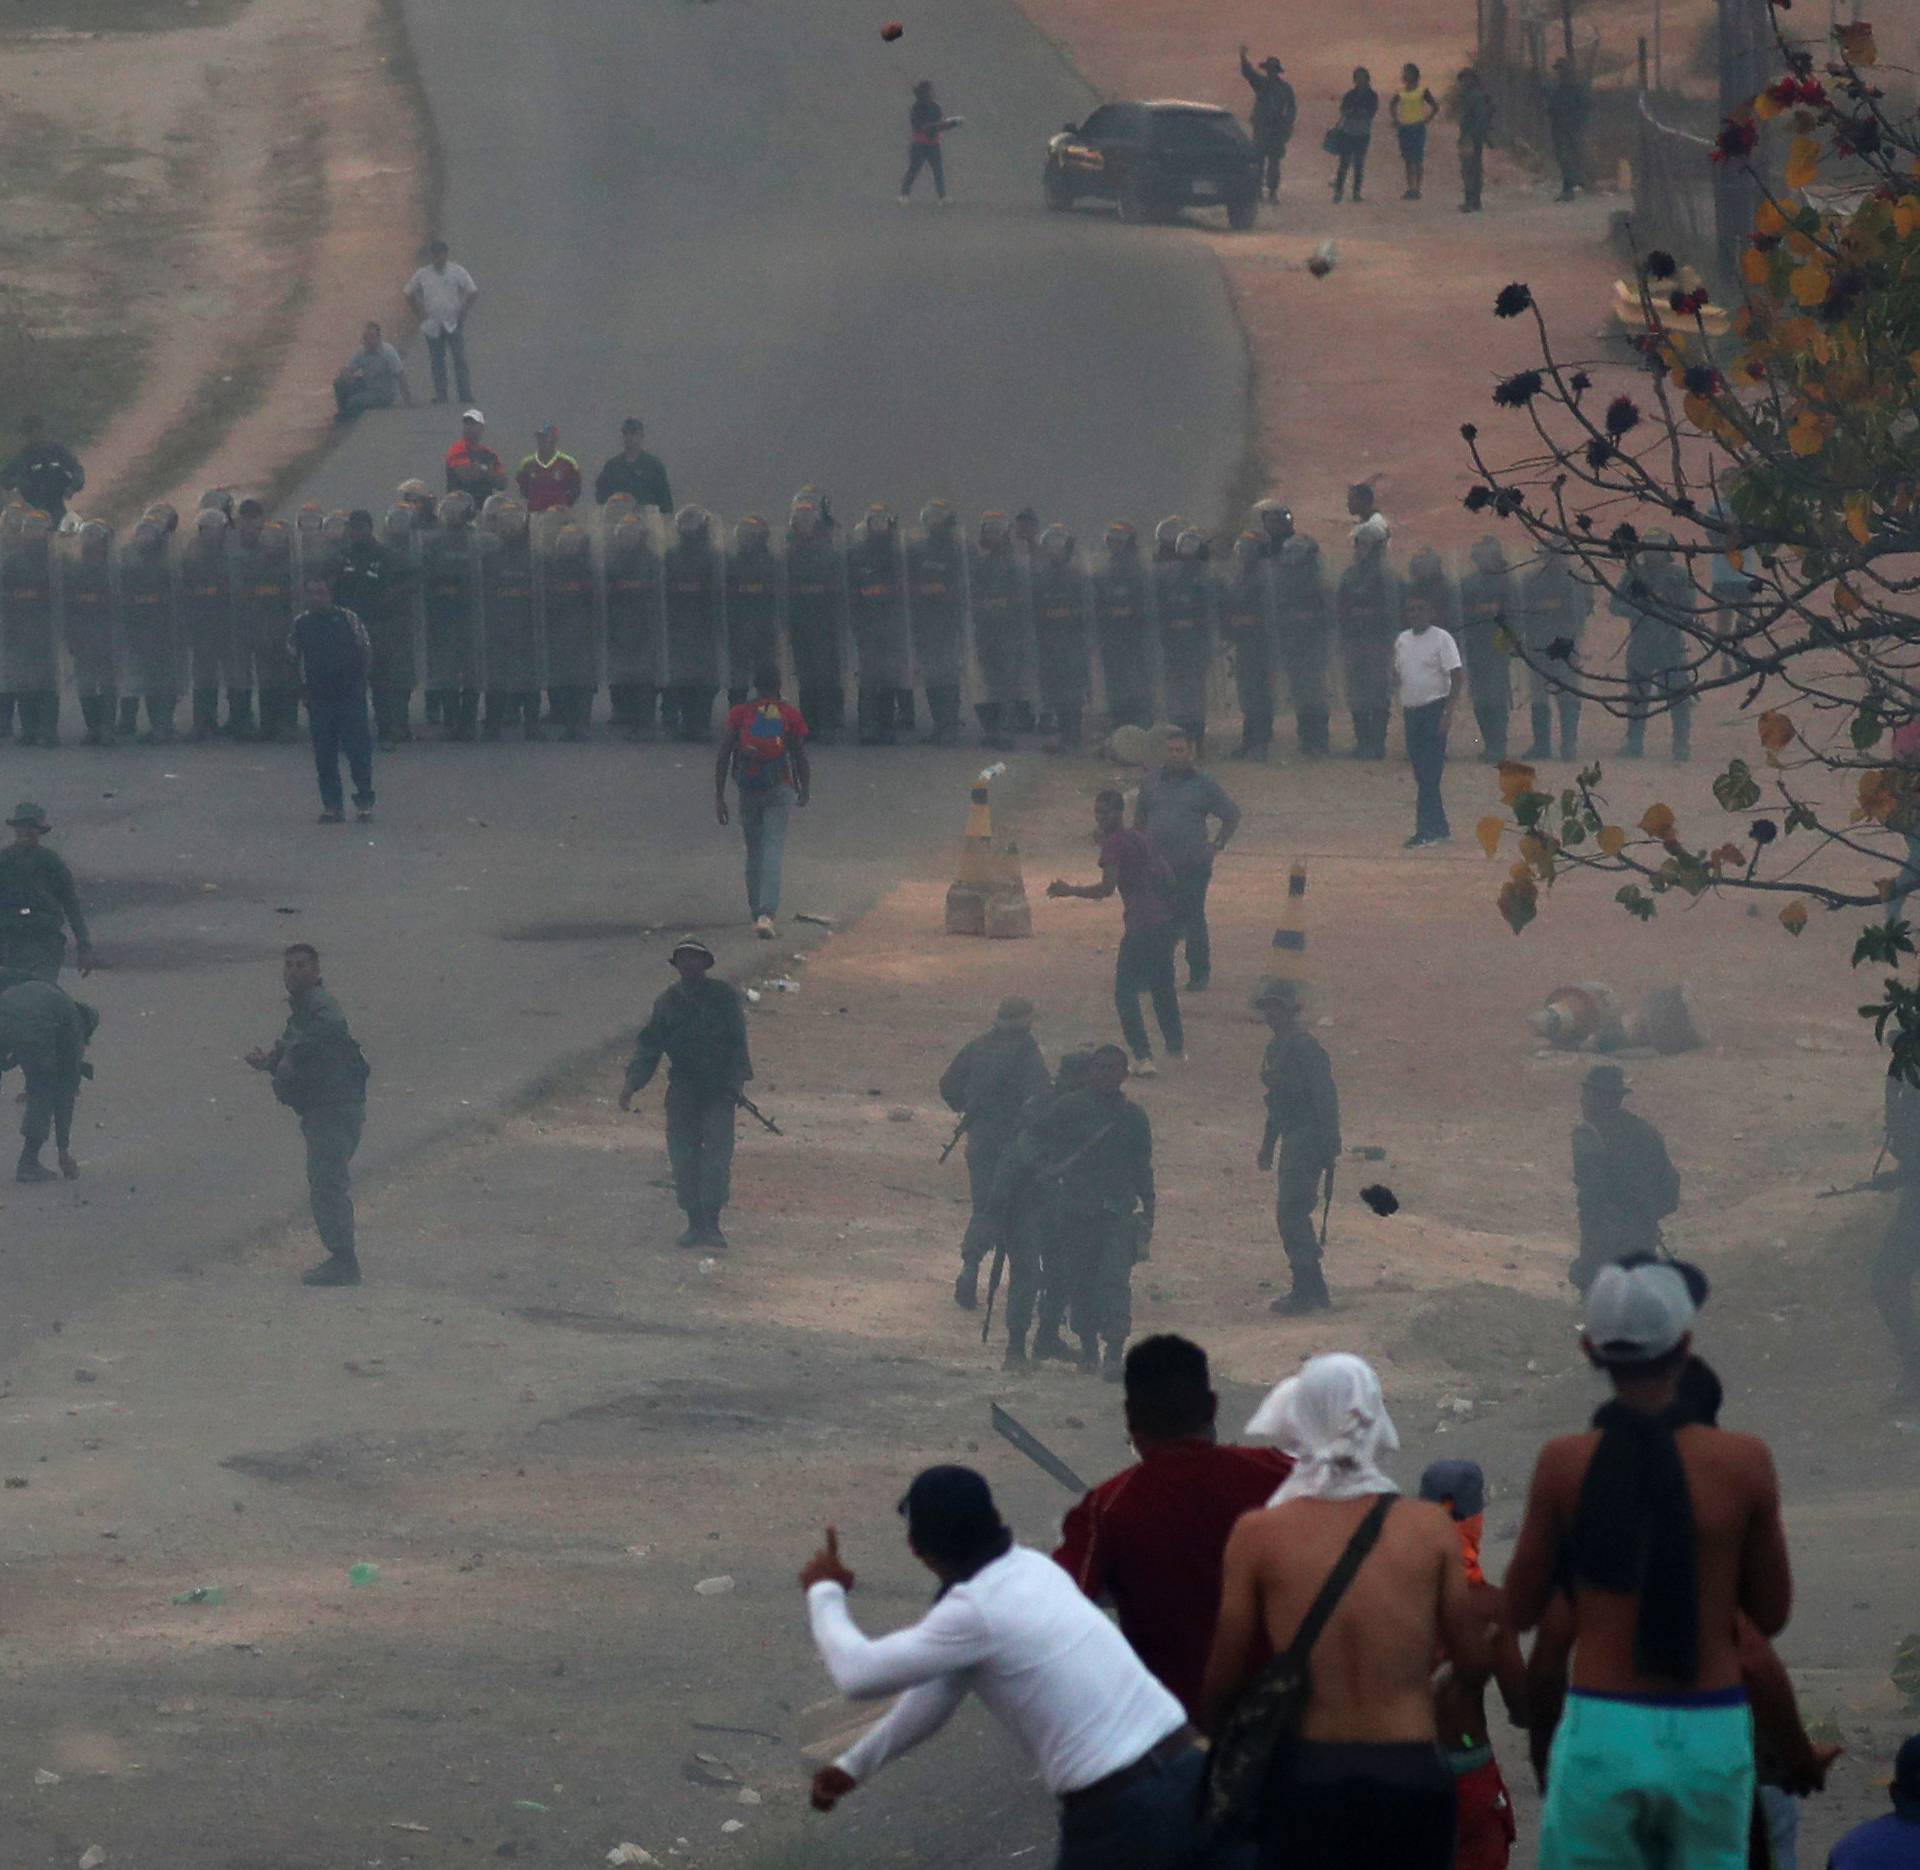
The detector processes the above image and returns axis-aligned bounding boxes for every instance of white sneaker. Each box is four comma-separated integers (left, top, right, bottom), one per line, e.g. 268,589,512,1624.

898,194,910,205
1131,1057,1158,1078
755,914,775,939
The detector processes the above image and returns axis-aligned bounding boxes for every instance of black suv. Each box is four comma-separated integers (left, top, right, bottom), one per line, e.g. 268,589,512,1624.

1045,100,1260,229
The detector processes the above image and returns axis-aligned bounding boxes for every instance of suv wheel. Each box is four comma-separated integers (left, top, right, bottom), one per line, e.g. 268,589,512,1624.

1043,165,1074,213
1225,191,1259,231
1117,173,1160,225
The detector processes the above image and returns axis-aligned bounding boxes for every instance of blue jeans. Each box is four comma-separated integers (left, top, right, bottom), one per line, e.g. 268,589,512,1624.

310,693,375,814
738,783,792,918
1055,1744,1210,1870
1403,699,1450,841
1167,864,1213,986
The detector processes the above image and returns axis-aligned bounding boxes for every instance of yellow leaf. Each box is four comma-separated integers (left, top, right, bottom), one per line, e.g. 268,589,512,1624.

1741,245,1772,287
1909,348,1920,380
1684,392,1715,430
1757,711,1796,752
1754,90,1783,123
1846,492,1873,545
1836,20,1877,65
1755,197,1788,235
1496,760,1538,805
1786,229,1819,258
1835,580,1862,616
1858,769,1902,824
1789,409,1829,457
1475,815,1504,859
1597,825,1628,857
1790,261,1832,307
1779,900,1809,936
1640,802,1677,841
1895,197,1920,240
1785,136,1822,190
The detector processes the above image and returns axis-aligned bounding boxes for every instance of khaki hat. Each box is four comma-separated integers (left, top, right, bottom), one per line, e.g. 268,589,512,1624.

7,801,50,831
994,996,1036,1030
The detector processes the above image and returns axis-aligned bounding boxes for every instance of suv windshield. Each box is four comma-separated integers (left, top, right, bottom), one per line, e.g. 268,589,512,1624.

1150,111,1249,153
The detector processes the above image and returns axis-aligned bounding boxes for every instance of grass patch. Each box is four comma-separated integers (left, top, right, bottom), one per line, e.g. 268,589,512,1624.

0,297,148,459
0,0,249,34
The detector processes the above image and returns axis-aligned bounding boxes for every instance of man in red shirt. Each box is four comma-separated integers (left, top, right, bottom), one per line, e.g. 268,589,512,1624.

714,664,812,939
444,409,507,504
1055,1334,1291,1720
1046,787,1184,1072
515,422,583,513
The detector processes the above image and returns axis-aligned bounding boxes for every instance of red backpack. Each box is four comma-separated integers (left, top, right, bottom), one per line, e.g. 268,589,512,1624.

738,700,791,787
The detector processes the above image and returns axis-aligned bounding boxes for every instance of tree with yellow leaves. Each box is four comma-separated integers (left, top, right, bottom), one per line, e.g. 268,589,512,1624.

1463,10,1920,1075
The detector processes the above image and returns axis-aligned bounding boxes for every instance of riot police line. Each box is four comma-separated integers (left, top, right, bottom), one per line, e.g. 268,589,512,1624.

0,488,1597,758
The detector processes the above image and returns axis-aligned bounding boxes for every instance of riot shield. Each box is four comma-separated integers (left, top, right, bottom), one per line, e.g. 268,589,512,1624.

906,503,966,744
603,508,665,739
479,498,539,737
59,520,119,743
1154,535,1218,748
724,516,782,704
1272,534,1333,756
662,507,722,740
1217,535,1277,758
847,508,912,743
178,510,235,737
229,519,298,740
1029,526,1093,749
540,518,598,737
1091,523,1154,731
423,498,482,737
782,504,847,741
117,519,181,740
1,516,62,745
1334,543,1400,760
966,514,1033,748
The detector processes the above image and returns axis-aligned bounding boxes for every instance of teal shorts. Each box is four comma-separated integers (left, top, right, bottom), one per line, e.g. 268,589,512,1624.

1540,1687,1755,1870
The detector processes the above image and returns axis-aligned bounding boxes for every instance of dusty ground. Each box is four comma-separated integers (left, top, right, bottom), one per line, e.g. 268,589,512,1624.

0,0,424,522
5,737,1918,1865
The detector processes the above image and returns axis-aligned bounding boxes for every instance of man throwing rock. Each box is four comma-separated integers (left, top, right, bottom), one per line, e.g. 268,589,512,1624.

620,937,751,1249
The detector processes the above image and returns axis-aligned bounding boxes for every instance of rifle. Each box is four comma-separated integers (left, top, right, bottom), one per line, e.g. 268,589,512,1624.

735,1093,783,1136
1318,1160,1336,1250
1815,1169,1907,1199
938,1110,970,1165
982,1116,1128,1344
990,1402,1088,1495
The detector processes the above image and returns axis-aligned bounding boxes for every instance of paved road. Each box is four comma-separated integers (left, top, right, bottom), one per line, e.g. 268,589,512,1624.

304,0,1248,539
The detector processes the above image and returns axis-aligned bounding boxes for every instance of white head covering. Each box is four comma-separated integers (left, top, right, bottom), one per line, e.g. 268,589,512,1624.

1351,513,1392,547
1245,1352,1401,1505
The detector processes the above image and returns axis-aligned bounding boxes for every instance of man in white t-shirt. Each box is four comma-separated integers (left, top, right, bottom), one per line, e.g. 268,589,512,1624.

1393,581,1464,847
404,239,479,406
799,1466,1208,1869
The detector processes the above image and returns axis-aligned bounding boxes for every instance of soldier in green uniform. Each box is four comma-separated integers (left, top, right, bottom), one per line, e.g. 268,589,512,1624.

1253,978,1341,1314
1612,532,1694,762
620,936,752,1249
1025,1043,1154,1380
1336,515,1398,758
1272,525,1333,757
61,521,120,747
984,1045,1093,1369
939,995,1053,1311
0,975,95,1183
1518,542,1590,760
1569,1062,1679,1292
246,942,371,1287
907,501,967,744
1875,1071,1920,1407
1092,519,1154,731
1455,535,1515,762
1030,524,1091,752
0,802,94,983
725,515,782,710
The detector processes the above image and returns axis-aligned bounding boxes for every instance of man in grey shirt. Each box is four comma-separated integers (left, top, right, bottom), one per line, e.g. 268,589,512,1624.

1133,728,1241,992
333,321,411,421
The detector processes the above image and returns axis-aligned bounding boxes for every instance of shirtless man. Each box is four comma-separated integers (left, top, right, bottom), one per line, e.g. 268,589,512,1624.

1506,1262,1792,1870
1420,1459,1527,1870
1201,1353,1487,1869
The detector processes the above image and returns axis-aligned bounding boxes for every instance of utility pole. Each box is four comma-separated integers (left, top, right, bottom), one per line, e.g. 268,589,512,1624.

1714,0,1772,278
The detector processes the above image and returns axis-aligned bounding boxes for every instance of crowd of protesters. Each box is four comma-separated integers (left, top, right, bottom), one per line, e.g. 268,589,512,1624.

801,1266,1905,1870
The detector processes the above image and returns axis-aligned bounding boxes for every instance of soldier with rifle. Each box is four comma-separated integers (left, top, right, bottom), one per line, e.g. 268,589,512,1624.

1254,978,1341,1315
1569,1062,1679,1293
980,1046,1093,1369
619,936,754,1251
939,995,1051,1312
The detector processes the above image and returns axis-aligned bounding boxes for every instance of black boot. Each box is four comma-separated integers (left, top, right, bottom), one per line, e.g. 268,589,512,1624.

954,1263,980,1310
1031,1330,1074,1363
703,1213,730,1250
1269,1267,1331,1315
1002,1335,1029,1371
301,1254,361,1287
15,1148,56,1185
1523,702,1553,760
676,1214,704,1248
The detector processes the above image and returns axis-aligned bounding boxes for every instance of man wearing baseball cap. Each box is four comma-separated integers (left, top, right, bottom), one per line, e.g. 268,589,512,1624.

593,419,673,514
0,801,93,982
1506,1262,1793,1870
1829,1734,1920,1868
618,937,751,1249
1570,1062,1679,1294
444,410,506,506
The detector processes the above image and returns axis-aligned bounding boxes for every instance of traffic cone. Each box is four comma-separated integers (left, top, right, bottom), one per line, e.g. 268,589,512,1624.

1270,861,1309,979
945,764,1031,938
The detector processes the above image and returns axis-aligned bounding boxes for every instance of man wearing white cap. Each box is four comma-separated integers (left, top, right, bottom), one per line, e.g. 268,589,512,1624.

1505,1262,1793,1870
444,410,507,506
619,937,751,1249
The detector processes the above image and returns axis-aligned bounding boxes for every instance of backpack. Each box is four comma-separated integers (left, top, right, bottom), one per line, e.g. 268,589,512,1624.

737,700,791,788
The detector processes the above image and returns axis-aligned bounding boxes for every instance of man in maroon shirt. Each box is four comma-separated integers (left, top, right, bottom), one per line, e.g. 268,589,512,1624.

1055,1334,1291,1719
1047,787,1184,1073
515,422,583,514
